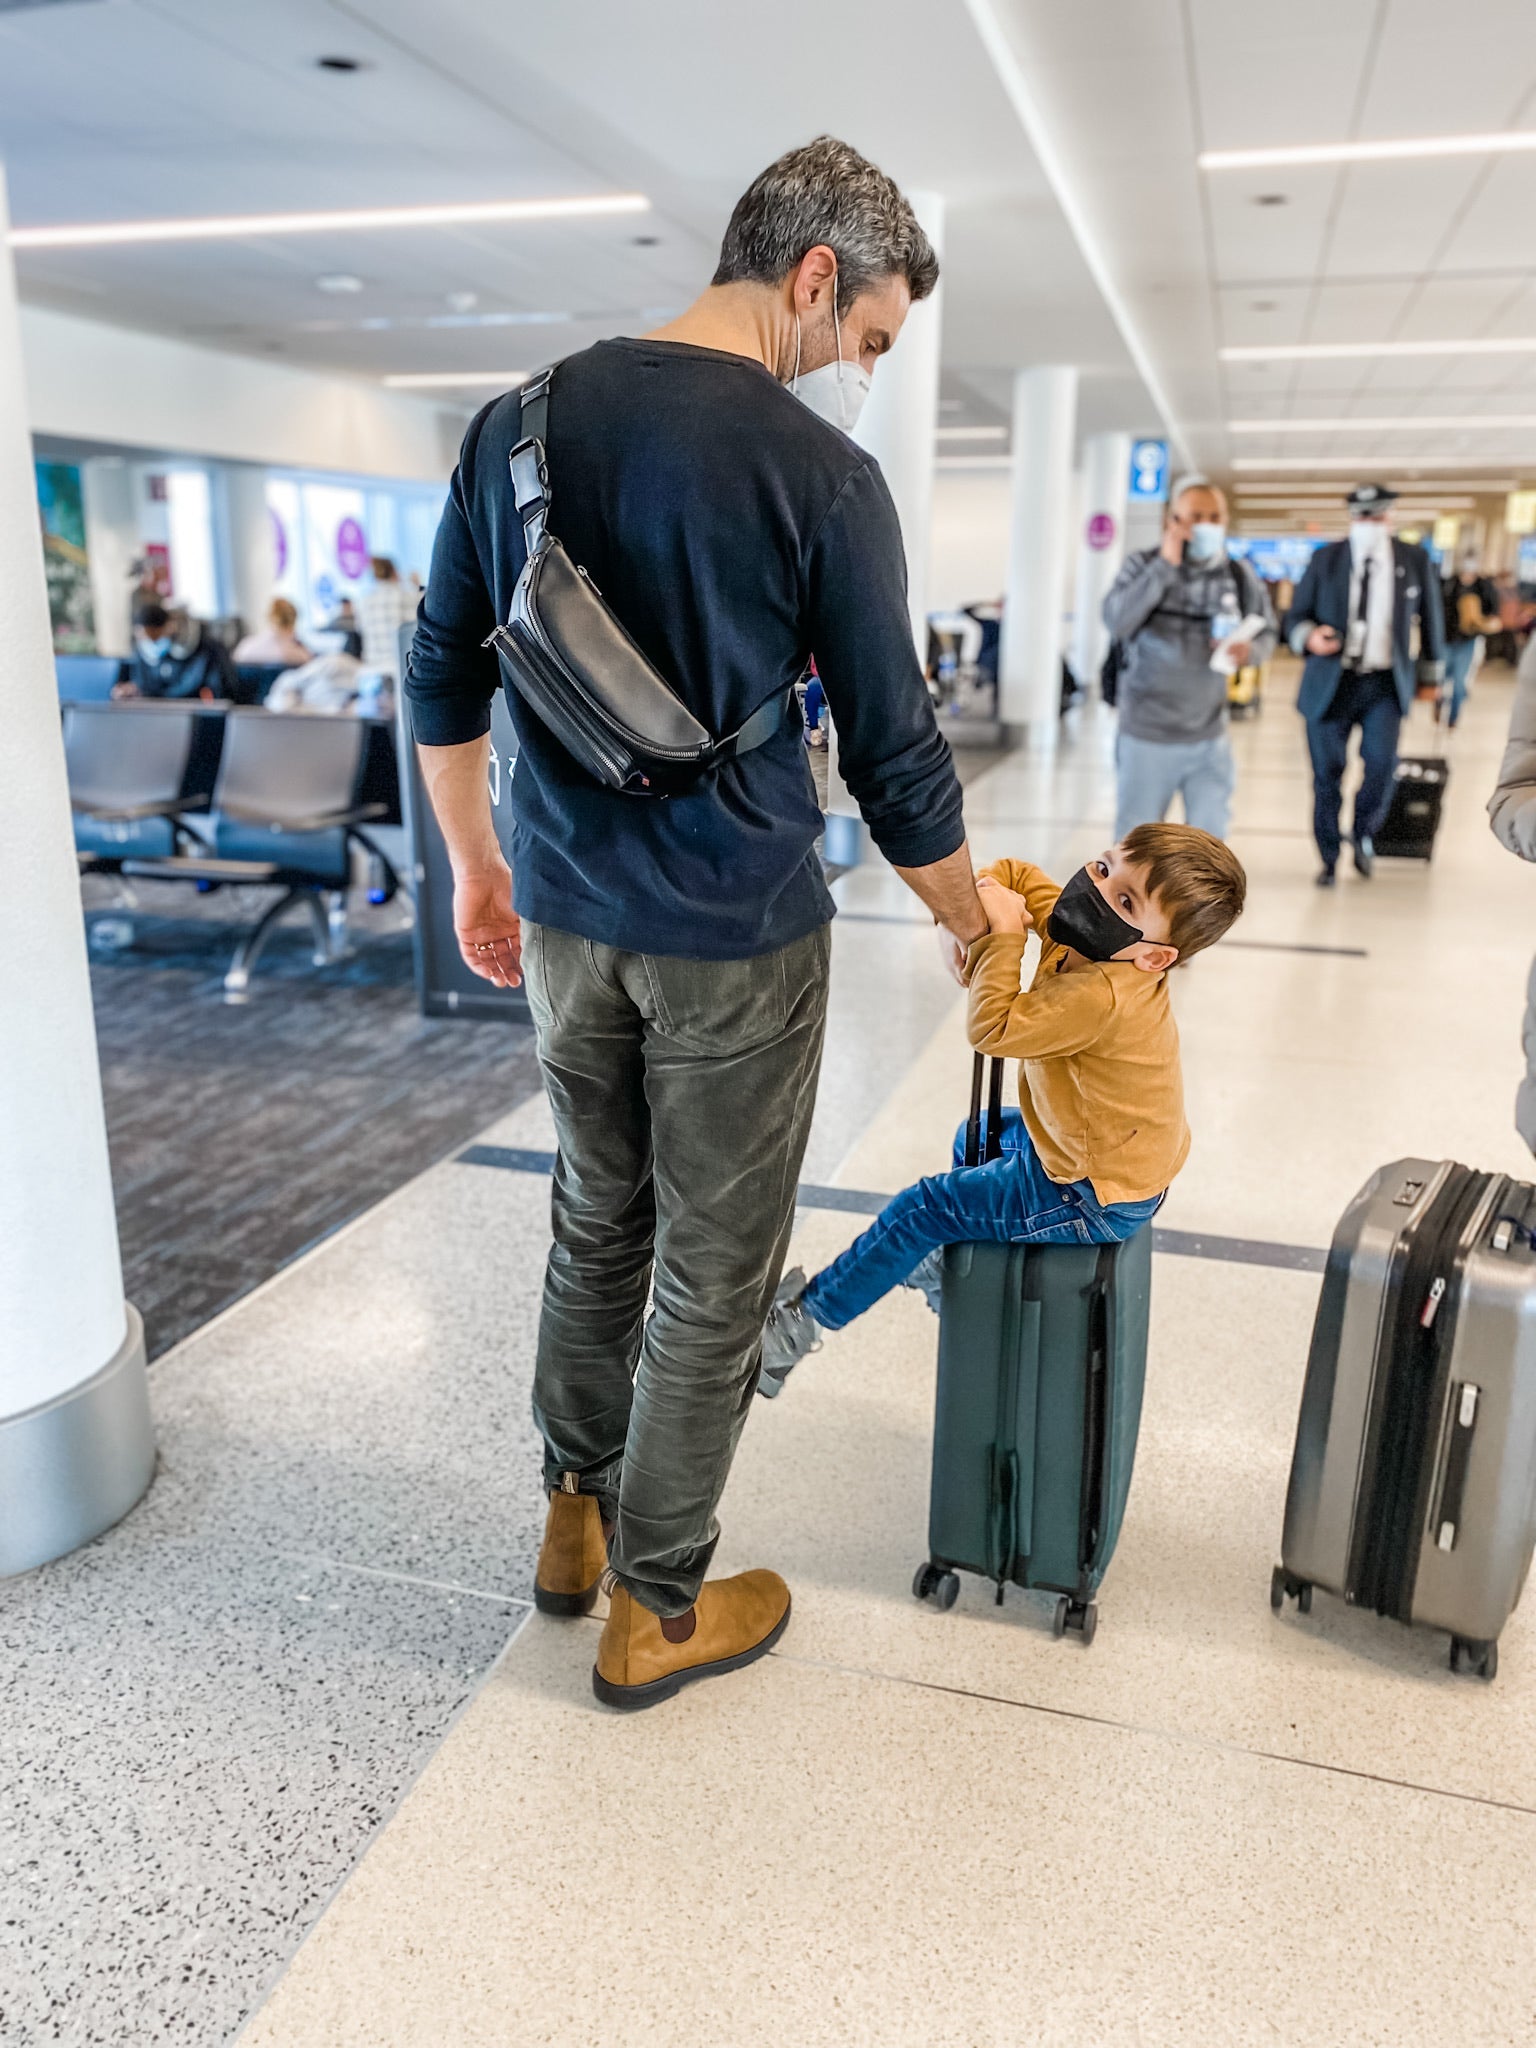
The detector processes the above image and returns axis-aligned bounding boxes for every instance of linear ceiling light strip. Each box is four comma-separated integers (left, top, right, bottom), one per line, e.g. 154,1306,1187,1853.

961,0,1190,465
1230,414,1536,433
1201,131,1536,171
1223,338,1536,362
8,193,649,250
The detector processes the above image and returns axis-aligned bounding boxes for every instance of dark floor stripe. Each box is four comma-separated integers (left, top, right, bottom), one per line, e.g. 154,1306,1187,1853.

1226,939,1368,959
458,1146,1326,1272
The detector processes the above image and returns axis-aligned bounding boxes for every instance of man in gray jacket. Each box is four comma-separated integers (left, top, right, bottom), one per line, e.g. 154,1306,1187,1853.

1102,476,1276,841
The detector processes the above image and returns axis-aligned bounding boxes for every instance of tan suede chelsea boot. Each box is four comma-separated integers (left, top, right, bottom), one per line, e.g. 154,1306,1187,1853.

592,1568,791,1709
533,1475,610,1617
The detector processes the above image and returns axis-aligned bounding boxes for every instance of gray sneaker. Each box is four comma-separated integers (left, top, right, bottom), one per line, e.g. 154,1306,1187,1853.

903,1247,946,1316
758,1267,822,1399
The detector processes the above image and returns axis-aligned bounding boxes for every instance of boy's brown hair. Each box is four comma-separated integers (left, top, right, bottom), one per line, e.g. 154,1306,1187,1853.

1122,822,1246,961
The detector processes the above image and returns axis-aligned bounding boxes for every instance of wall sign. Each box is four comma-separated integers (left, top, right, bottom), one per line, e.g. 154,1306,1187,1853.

336,516,369,581
1128,439,1169,504
1086,511,1117,551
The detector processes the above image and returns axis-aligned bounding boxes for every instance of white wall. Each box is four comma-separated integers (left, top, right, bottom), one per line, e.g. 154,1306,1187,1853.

927,464,1011,614
20,304,461,482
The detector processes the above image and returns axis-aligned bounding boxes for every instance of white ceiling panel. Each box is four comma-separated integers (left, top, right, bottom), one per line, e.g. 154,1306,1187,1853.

1324,159,1494,278
1429,154,1536,275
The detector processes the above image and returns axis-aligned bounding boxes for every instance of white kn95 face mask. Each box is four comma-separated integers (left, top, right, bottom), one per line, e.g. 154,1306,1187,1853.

789,275,871,433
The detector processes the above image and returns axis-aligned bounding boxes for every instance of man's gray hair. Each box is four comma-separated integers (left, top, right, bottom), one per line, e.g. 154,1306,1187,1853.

1169,472,1213,503
712,136,939,305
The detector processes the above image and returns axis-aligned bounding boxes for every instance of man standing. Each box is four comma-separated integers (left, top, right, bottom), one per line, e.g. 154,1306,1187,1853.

1441,553,1501,728
406,138,986,1710
1102,475,1275,841
1285,483,1445,885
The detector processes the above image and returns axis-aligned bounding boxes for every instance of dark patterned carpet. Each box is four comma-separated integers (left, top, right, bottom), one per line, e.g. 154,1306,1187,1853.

84,882,545,1359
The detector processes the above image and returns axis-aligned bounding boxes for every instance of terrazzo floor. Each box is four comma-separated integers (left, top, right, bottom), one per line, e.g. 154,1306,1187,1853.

9,666,1536,2045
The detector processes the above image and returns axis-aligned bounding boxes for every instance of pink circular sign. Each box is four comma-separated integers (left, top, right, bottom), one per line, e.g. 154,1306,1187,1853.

1086,512,1117,551
269,507,288,579
336,516,369,581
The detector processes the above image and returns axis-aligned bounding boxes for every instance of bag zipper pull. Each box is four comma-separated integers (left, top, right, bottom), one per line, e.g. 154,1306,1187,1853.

1421,1276,1447,1329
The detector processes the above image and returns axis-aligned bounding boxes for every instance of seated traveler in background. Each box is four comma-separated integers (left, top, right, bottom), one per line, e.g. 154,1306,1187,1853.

233,597,311,668
357,556,416,677
113,601,235,701
1284,482,1444,887
1102,475,1275,843
761,826,1247,1389
1441,554,1501,729
322,595,364,658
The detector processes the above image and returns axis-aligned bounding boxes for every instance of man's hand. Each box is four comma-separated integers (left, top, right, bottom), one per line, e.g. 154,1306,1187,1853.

111,680,139,700
935,924,972,987
453,859,522,986
1306,625,1343,656
1224,639,1252,668
977,874,1033,937
1159,521,1186,567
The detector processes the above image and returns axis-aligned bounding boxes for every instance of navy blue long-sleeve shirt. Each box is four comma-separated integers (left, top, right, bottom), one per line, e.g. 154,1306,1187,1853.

405,336,964,960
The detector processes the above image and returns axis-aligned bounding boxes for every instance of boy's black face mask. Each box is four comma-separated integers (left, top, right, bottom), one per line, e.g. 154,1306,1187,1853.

1047,865,1144,962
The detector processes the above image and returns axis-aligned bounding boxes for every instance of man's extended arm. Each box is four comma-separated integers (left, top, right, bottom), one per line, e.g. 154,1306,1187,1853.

403,406,519,986
808,463,983,974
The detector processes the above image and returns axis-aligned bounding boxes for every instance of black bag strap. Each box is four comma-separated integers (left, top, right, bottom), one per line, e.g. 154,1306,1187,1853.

509,364,556,555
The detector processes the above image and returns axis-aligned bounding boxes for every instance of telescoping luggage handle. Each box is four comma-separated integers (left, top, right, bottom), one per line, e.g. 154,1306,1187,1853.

965,1053,1006,1169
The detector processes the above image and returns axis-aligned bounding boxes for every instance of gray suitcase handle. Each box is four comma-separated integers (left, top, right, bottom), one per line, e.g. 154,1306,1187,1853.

965,1053,1006,1168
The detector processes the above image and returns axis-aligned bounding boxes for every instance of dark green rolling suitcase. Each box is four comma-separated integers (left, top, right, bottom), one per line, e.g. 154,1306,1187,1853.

911,1056,1153,1642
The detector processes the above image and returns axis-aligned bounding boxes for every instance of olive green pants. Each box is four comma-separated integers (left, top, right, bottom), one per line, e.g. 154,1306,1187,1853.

522,920,831,1617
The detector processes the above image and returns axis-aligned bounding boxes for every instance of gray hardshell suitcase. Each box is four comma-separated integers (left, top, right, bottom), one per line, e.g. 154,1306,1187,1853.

911,1057,1153,1643
1275,1158,1536,1680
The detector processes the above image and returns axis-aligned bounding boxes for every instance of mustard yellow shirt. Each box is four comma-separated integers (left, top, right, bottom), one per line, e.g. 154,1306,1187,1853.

965,859,1190,1205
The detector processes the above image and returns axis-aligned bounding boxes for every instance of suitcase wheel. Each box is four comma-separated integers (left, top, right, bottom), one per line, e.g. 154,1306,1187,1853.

1053,1595,1098,1646
1450,1635,1499,1683
1270,1565,1312,1615
913,1562,961,1611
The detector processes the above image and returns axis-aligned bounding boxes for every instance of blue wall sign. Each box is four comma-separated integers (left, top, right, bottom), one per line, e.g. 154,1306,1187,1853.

1128,439,1169,504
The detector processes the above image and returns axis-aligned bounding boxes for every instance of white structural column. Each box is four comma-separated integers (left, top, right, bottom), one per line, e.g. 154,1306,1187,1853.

221,461,276,633
850,191,945,651
823,192,944,851
1069,430,1131,690
999,364,1079,753
0,164,153,1576
80,457,139,658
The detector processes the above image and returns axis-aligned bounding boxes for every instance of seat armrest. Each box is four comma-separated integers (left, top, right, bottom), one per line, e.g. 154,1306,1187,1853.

215,801,387,832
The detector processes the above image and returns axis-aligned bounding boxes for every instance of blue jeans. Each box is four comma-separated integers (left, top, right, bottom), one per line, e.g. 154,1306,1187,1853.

1115,731,1235,842
1304,669,1402,869
1444,639,1479,727
801,1109,1163,1331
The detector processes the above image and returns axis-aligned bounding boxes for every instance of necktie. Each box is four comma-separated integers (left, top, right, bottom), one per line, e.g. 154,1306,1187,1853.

1357,554,1373,622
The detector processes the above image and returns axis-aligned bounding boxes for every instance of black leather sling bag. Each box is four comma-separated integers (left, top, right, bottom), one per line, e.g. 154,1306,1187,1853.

481,364,795,796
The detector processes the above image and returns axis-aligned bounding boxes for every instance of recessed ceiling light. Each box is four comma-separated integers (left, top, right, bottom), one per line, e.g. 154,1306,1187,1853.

8,192,650,250
632,235,660,247
316,55,367,73
445,291,478,313
1223,337,1536,363
1253,193,1288,207
935,426,1009,441
315,273,364,294
1230,414,1536,433
1250,300,1278,312
1203,130,1536,172
382,371,531,389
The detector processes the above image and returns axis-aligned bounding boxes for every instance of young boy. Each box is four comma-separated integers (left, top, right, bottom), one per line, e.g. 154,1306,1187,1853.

759,822,1247,1391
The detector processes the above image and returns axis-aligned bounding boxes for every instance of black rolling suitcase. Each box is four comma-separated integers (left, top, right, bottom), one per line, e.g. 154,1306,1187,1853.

1374,756,1448,859
1275,1159,1536,1680
911,1057,1153,1643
